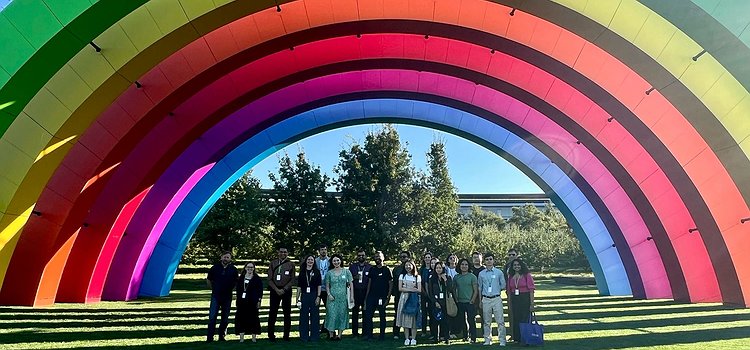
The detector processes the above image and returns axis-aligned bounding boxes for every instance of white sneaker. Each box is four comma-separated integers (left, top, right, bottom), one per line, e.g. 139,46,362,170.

410,339,417,346
499,342,506,347
483,339,492,346
404,339,410,345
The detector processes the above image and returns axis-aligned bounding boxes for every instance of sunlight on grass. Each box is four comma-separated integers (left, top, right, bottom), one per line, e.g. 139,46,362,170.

0,274,748,349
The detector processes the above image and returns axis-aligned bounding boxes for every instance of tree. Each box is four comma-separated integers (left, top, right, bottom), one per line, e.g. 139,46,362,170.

334,125,417,255
412,141,461,258
462,205,505,230
185,172,272,262
269,152,331,256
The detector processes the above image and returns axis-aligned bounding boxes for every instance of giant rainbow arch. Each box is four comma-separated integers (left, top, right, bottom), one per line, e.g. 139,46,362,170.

0,0,748,307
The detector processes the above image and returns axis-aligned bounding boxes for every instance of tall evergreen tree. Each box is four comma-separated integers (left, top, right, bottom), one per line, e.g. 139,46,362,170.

269,152,331,256
413,140,461,258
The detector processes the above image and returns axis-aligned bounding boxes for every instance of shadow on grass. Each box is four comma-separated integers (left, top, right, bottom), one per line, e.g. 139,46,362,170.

546,326,750,349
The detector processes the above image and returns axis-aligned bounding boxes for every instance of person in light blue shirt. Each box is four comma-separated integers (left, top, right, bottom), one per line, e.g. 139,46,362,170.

477,253,506,346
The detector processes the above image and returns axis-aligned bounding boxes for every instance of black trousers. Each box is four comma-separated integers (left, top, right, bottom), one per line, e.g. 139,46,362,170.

431,300,449,340
363,296,388,339
510,292,531,342
421,293,433,334
457,302,477,341
351,288,367,336
392,291,401,336
268,289,292,339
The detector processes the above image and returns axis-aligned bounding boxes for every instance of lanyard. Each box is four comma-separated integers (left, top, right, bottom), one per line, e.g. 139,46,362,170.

243,276,251,292
276,259,287,275
306,269,313,286
514,274,522,290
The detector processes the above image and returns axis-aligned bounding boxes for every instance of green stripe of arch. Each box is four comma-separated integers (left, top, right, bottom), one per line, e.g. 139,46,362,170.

0,0,146,134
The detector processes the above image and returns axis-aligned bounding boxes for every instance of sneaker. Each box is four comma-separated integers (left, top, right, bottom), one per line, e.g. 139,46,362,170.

410,339,417,346
483,339,492,346
499,342,506,347
404,339,411,346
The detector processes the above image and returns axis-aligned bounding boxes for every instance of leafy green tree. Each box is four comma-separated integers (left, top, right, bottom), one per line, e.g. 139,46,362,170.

462,205,505,230
185,172,272,262
269,152,331,256
334,125,416,255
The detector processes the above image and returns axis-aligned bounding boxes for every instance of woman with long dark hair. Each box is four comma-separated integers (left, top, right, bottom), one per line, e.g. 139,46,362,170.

235,262,263,342
396,259,422,346
297,255,322,342
324,254,353,340
507,258,535,344
428,261,453,344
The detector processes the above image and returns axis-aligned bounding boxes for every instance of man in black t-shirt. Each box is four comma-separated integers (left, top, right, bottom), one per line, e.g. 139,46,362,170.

363,251,393,340
206,251,238,342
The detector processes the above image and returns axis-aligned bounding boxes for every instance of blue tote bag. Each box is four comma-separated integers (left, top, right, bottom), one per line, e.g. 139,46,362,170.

520,313,544,346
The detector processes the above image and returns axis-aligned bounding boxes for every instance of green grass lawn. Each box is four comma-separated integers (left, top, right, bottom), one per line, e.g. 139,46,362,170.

1,274,748,349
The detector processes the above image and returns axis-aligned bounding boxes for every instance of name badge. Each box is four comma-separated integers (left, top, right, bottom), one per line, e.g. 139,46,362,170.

242,292,246,299
514,289,520,296
487,286,492,293
342,275,346,279
276,275,281,281
439,292,444,299
365,271,369,276
378,299,383,306
378,273,383,276
491,274,496,279
284,271,290,275
358,271,363,283
306,287,311,293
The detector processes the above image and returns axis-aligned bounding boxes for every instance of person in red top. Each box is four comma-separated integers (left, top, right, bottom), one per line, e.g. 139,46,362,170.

506,258,535,344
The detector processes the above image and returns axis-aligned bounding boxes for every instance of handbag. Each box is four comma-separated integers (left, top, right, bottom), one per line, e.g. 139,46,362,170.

402,292,420,315
445,293,458,317
520,313,544,346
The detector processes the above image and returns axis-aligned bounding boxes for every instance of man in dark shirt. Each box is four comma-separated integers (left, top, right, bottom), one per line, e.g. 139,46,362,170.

363,251,392,341
349,249,372,337
391,250,411,338
267,246,295,341
206,251,238,342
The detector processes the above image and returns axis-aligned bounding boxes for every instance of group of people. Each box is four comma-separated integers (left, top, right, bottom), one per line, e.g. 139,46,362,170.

205,246,535,347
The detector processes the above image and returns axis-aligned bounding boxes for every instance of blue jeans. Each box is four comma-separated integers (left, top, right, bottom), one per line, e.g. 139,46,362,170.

299,293,321,341
207,295,232,340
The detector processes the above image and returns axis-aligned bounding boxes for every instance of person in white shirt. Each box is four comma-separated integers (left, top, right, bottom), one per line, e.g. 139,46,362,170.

477,253,507,346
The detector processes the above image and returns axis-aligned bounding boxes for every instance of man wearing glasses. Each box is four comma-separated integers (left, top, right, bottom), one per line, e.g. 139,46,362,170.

267,246,295,341
349,249,372,337
504,248,520,342
392,251,411,338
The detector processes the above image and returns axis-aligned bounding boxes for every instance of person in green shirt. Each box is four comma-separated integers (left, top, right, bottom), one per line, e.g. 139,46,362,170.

453,258,479,343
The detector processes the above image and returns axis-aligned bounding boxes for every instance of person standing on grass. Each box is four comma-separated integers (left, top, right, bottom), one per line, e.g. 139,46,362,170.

478,253,507,346
315,245,331,336
297,255,323,342
267,246,295,342
445,253,460,339
454,258,478,343
206,251,238,342
349,249,372,337
363,251,392,341
507,258,535,345
419,252,434,339
391,251,411,339
235,262,262,342
396,260,422,346
428,261,453,344
325,254,354,340
471,251,485,338
504,248,520,341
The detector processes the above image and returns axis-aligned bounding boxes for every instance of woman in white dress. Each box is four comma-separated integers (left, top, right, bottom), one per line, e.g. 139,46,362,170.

396,260,421,346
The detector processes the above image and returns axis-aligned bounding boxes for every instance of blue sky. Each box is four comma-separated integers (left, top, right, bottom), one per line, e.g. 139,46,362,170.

250,124,542,194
